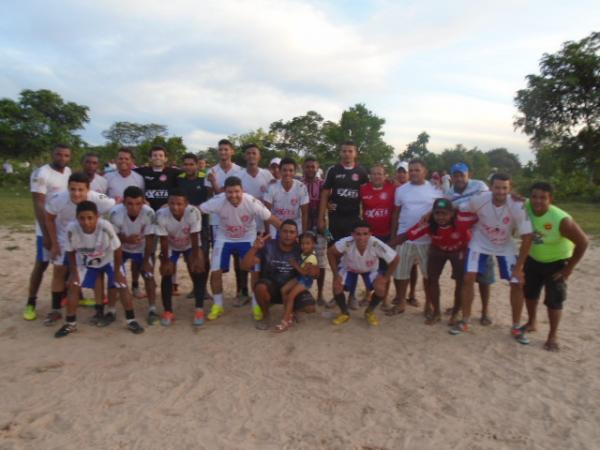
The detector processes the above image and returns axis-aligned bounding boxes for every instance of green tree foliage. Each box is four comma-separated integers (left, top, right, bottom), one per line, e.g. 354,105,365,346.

514,31,600,183
102,122,168,146
0,89,89,160
485,148,521,175
227,128,279,167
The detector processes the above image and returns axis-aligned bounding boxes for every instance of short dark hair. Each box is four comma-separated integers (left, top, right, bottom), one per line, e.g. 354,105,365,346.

530,181,554,194
341,140,358,150
69,172,90,186
224,176,242,188
82,152,100,162
409,158,427,168
352,220,371,232
299,231,317,243
182,152,198,162
242,143,260,152
168,188,187,199
218,139,234,149
280,157,296,169
304,156,318,164
54,144,71,153
118,147,135,158
491,173,511,184
123,186,144,199
149,145,167,156
280,219,298,231
76,200,98,215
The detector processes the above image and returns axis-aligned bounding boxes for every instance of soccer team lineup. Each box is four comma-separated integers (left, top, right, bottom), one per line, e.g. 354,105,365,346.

24,140,588,350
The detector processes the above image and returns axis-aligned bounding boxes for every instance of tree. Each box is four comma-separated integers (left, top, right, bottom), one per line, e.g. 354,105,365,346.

514,31,600,183
102,122,168,146
227,128,279,167
0,89,89,160
485,148,521,175
437,145,491,179
398,132,440,170
269,111,333,162
137,135,187,164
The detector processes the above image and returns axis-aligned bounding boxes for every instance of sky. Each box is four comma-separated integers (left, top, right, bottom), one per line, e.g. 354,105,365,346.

1,0,599,163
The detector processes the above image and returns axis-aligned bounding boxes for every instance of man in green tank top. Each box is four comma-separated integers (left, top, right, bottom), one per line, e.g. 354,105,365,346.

524,182,588,351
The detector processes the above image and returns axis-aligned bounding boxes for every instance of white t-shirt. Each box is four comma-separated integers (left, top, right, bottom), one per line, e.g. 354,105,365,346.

105,171,145,201
200,193,271,242
30,164,72,235
239,168,274,233
460,191,533,256
155,205,202,252
208,163,242,226
65,218,121,268
264,179,309,234
108,204,156,254
394,181,440,244
334,236,397,273
445,179,489,206
90,174,108,194
46,191,116,248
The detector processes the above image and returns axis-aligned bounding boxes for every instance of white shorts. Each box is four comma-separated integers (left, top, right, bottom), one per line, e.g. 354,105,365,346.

315,234,327,269
394,242,429,280
465,249,519,284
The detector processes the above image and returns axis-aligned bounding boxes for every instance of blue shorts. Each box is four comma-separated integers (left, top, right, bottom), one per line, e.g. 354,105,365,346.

170,249,192,264
36,235,49,263
341,269,382,293
297,275,313,289
210,241,252,272
123,251,144,265
78,263,124,289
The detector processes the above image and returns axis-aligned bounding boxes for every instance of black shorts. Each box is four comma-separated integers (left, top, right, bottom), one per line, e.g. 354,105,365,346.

329,214,359,244
523,257,568,310
255,278,316,310
427,246,465,280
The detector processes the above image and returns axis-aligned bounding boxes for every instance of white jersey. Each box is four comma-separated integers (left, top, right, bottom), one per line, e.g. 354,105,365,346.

334,236,397,273
90,174,108,194
208,163,242,226
46,191,116,248
460,191,533,256
264,179,309,234
65,218,121,268
445,179,489,206
30,164,72,235
108,204,156,254
239,168,274,233
200,193,271,242
105,170,145,201
155,205,202,251
394,181,441,244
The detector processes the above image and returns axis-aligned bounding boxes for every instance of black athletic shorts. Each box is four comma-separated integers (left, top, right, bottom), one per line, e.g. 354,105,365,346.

329,214,359,244
523,256,568,310
255,278,316,310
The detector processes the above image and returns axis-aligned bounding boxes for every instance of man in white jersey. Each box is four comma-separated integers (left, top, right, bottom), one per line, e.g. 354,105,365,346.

199,176,282,321
105,148,145,202
108,186,158,325
82,152,108,194
23,144,72,321
155,189,205,327
450,173,534,344
55,201,144,338
44,173,116,326
264,157,309,236
327,220,399,327
388,159,440,315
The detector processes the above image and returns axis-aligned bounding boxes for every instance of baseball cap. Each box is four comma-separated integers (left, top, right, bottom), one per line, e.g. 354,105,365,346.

270,157,281,166
395,161,409,172
432,198,453,211
451,162,469,175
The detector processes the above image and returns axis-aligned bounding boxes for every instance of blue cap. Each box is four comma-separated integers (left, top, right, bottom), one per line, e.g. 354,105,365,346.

451,162,469,174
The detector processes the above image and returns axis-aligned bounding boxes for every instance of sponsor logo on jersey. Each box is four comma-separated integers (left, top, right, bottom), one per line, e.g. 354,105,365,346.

544,223,552,230
159,174,167,182
351,173,359,181
503,216,510,224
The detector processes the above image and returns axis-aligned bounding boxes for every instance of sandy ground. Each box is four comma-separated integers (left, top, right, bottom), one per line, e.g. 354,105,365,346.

0,227,599,450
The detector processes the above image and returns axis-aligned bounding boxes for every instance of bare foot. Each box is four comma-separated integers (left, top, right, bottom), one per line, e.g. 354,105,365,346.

480,315,492,326
525,321,537,332
544,340,560,352
425,315,441,325
448,314,459,326
407,297,419,307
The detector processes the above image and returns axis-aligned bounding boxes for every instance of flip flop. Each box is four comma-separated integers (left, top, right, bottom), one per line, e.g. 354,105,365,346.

544,341,560,352
407,297,419,307
425,315,441,325
384,305,405,316
480,315,493,326
273,318,293,333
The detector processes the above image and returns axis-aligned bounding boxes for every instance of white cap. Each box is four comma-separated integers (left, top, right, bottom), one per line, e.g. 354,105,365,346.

395,161,409,171
270,157,282,166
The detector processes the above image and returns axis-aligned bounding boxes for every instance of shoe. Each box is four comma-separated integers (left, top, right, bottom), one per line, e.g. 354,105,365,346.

161,311,175,326
147,310,160,325
332,313,351,325
233,294,251,308
79,298,96,307
54,323,77,338
348,295,359,310
193,310,205,326
88,310,105,325
207,304,224,321
132,287,146,299
127,320,145,334
449,320,469,335
252,305,264,321
43,310,62,326
364,311,380,326
23,305,37,321
511,325,529,345
97,312,116,327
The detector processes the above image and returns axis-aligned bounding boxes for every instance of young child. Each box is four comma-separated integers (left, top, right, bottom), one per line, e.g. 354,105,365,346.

155,189,205,327
55,201,144,338
399,198,476,325
274,232,318,332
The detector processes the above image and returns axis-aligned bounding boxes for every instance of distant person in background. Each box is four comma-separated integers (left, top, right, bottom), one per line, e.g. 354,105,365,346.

3,161,13,174
395,161,409,186
440,169,451,192
269,157,282,181
197,154,208,174
82,152,108,194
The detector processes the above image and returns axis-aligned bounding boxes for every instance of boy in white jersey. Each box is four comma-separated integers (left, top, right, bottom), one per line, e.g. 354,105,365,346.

108,186,158,325
24,144,72,321
263,157,309,235
44,173,116,326
327,221,399,326
451,173,534,344
55,201,144,337
199,176,282,321
155,189,205,327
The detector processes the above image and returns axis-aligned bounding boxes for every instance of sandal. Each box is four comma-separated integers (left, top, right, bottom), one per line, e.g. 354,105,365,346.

273,318,293,333
384,305,405,316
407,297,419,307
425,315,441,325
480,315,492,326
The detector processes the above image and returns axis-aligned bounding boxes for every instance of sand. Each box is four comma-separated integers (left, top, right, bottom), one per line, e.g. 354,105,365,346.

0,227,599,450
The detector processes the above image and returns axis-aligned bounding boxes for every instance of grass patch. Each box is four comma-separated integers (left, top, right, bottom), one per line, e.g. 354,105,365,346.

0,186,34,226
556,202,600,238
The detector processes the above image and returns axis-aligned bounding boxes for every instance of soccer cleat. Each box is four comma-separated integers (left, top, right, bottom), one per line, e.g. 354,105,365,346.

88,310,105,325
79,298,96,307
252,305,264,321
54,323,77,338
364,311,380,327
127,320,145,334
207,304,224,321
332,313,351,325
23,305,37,321
43,310,62,326
449,320,469,335
161,311,175,326
96,312,116,327
511,325,530,345
147,310,160,325
193,310,205,327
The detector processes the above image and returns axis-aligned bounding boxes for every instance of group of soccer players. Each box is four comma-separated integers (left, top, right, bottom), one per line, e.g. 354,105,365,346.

22,139,589,350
